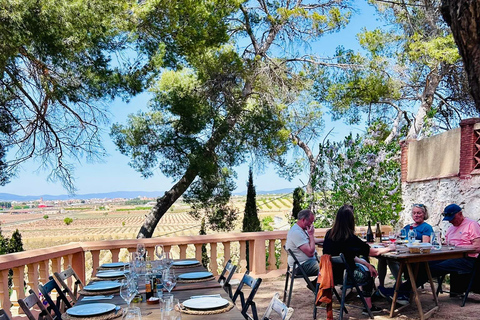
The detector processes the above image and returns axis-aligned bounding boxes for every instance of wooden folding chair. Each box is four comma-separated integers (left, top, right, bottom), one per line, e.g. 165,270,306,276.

232,271,262,320
39,276,74,319
218,259,238,299
262,292,294,320
283,246,317,307
53,266,84,304
18,289,54,320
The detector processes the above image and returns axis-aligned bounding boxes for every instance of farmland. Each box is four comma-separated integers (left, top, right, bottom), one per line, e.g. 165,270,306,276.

0,194,294,250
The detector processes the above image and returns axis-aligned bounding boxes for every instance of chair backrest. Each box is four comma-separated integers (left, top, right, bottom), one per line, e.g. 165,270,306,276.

262,293,294,320
218,259,237,298
39,276,73,319
0,309,11,320
53,266,83,303
18,289,54,320
232,271,262,320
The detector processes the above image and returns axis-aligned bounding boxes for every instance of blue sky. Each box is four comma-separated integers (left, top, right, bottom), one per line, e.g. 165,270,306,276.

1,1,381,196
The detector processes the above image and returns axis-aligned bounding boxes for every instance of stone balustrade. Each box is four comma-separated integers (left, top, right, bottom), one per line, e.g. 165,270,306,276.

0,226,391,318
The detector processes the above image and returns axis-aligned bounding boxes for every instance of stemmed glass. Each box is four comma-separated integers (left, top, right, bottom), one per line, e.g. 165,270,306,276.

388,231,397,244
120,279,138,310
162,269,176,293
136,243,146,260
155,245,165,261
163,252,174,270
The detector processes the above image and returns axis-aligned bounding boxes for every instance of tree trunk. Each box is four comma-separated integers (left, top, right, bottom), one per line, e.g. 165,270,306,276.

442,0,480,111
136,167,198,238
289,134,316,199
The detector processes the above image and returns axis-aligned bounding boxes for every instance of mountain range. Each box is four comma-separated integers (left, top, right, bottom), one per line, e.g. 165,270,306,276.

0,188,294,201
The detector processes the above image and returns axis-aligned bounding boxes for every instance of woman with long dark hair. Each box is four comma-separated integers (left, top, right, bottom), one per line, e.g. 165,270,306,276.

323,204,395,315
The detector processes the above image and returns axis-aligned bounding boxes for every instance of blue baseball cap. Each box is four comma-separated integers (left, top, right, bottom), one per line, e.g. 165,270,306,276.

442,204,462,221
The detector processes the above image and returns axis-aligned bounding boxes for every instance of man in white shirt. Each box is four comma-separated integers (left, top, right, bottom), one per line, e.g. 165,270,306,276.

286,209,323,280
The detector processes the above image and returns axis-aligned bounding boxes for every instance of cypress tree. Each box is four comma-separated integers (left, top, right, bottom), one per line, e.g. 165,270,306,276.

242,168,261,270
199,218,209,268
292,187,305,220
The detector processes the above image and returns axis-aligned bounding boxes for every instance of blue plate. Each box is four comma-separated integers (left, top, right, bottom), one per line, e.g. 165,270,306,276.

84,281,122,291
67,303,116,316
101,262,128,268
178,271,213,280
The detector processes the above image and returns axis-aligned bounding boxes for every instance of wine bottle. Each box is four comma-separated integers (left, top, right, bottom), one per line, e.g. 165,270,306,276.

375,221,382,242
366,221,374,242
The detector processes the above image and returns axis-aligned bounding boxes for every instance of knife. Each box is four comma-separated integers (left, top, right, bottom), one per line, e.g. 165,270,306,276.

189,294,222,299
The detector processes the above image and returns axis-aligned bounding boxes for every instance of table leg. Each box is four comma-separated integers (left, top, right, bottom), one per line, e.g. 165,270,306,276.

406,262,424,320
390,262,404,317
425,262,439,306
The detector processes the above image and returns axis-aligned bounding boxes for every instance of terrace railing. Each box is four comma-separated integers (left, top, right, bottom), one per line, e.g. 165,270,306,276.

0,226,391,318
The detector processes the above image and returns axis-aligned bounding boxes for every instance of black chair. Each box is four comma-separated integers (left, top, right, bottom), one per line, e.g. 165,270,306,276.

437,254,480,306
18,289,54,320
218,259,237,299
0,309,11,320
283,246,317,307
232,271,262,320
39,276,74,320
313,253,373,320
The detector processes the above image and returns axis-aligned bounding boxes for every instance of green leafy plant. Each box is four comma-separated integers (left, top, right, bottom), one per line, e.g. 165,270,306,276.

43,215,49,220
64,217,73,225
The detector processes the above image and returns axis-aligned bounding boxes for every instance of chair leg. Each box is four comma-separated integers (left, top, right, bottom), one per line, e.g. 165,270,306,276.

437,275,445,296
339,281,347,320
332,286,348,314
283,268,291,303
356,283,373,319
461,270,477,307
287,269,295,307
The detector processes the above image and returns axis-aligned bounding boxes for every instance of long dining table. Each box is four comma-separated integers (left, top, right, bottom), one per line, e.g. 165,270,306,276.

75,260,245,320
380,245,475,320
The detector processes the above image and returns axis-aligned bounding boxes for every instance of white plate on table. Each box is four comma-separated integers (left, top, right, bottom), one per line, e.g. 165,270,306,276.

96,271,125,278
183,297,229,310
84,281,122,291
172,260,200,266
67,303,116,316
101,262,128,268
178,271,213,280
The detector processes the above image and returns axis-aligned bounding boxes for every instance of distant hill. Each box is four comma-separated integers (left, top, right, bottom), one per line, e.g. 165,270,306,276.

0,188,295,201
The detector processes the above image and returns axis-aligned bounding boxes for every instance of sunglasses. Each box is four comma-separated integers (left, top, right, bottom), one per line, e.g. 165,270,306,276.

413,204,425,208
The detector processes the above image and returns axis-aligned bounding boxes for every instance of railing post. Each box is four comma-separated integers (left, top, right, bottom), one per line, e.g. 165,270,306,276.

210,243,218,275
279,239,287,269
71,251,86,285
111,249,121,262
0,269,11,317
179,244,187,259
268,239,276,270
91,250,100,276
239,241,247,272
194,244,202,262
251,237,266,275
222,242,231,264
26,263,39,294
146,247,154,260
38,260,49,286
51,257,62,274
10,266,25,315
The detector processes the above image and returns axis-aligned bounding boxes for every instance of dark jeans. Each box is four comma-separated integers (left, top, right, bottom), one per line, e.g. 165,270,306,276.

399,258,475,293
336,263,374,298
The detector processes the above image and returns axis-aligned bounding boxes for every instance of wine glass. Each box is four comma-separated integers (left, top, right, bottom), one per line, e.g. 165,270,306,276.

120,279,137,310
162,269,176,293
163,252,174,270
388,231,397,244
155,245,165,261
136,243,146,260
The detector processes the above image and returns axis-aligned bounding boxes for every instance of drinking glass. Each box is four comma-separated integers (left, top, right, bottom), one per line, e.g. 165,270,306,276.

162,269,176,293
448,239,456,250
400,229,407,241
163,252,174,269
120,279,137,310
388,231,397,244
137,243,146,260
159,294,174,320
155,245,165,261
123,306,142,320
431,231,442,250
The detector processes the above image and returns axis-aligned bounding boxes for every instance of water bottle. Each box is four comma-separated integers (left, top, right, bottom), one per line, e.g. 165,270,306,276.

408,226,416,244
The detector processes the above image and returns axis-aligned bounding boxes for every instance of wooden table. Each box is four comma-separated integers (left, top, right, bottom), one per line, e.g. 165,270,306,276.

76,261,244,320
380,247,475,320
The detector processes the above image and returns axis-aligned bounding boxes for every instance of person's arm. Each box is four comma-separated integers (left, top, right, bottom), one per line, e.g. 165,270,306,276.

456,237,480,252
298,225,316,257
422,235,431,243
369,244,395,257
315,237,324,245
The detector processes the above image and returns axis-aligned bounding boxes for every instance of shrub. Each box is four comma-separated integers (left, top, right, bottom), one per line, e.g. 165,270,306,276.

43,215,49,220
64,217,73,225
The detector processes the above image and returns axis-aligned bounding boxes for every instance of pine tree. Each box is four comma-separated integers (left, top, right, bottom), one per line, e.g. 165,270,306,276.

292,187,305,220
7,229,23,254
242,168,261,270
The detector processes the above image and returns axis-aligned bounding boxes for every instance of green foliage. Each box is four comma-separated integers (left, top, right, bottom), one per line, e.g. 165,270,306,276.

63,217,73,225
292,187,305,220
43,215,49,220
0,202,11,208
124,199,150,205
122,221,126,227
313,123,402,227
261,216,274,231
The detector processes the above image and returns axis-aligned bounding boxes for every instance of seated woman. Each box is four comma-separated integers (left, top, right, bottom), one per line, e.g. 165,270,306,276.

377,203,433,303
323,204,395,315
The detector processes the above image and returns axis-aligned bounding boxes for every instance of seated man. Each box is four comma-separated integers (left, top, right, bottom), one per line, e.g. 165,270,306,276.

285,209,323,285
398,203,480,298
